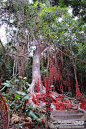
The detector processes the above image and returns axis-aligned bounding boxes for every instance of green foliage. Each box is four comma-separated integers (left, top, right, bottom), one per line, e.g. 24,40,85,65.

0,46,5,69
0,46,13,81
59,0,86,22
25,103,33,116
29,110,45,123
1,76,45,124
2,80,13,87
1,76,31,115
34,1,45,8
39,6,68,24
59,0,69,7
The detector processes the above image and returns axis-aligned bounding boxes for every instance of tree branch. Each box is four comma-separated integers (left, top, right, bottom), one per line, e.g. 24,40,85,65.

0,39,7,53
0,86,6,92
58,47,86,64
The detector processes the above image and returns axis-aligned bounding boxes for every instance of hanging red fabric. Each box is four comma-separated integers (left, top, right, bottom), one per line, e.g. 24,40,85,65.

0,93,8,128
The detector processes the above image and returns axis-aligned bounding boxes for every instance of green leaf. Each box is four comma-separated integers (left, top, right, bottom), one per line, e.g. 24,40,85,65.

35,113,40,118
11,46,17,51
4,98,7,102
29,110,38,120
24,95,31,99
26,82,31,87
14,79,19,82
37,118,42,123
18,76,23,79
16,91,26,96
1,81,12,87
29,110,42,122
23,77,27,80
15,94,21,99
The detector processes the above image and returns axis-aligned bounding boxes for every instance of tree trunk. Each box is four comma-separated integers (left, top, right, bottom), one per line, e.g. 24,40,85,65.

27,48,46,93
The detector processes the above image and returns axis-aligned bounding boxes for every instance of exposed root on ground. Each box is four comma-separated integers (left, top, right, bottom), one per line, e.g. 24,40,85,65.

27,84,46,94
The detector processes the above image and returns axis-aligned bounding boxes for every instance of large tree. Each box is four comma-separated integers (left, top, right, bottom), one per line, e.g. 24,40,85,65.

1,0,86,95
0,0,66,92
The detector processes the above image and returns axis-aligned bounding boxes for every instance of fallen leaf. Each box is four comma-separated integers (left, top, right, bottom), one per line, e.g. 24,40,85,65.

11,114,21,124
25,117,32,123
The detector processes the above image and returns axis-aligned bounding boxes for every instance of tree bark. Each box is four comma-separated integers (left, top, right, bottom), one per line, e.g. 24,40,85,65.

27,47,46,93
